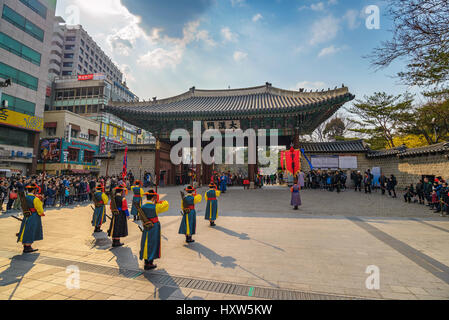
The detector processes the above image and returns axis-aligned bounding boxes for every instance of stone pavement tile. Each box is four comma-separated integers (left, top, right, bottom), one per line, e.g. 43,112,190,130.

112,288,138,298
344,289,383,299
87,283,109,292
112,279,136,289
27,291,54,300
21,279,45,289
417,295,448,300
187,290,208,300
379,292,418,300
167,288,193,299
422,288,449,298
0,283,17,293
308,285,348,296
406,287,429,295
41,284,66,294
57,288,81,298
10,287,42,299
389,285,411,294
100,286,121,295
87,292,111,300
107,295,126,300
45,294,68,300
278,281,311,292
70,289,97,300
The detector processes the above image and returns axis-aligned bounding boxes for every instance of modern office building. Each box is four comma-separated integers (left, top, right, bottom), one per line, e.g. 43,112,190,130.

0,0,56,175
49,24,123,85
49,74,149,153
38,110,101,175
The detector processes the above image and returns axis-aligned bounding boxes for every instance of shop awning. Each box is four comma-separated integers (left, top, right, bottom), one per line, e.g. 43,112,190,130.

88,129,98,136
70,124,81,131
44,122,57,128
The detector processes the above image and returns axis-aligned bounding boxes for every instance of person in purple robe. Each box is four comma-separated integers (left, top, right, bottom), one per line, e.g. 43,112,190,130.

290,179,302,210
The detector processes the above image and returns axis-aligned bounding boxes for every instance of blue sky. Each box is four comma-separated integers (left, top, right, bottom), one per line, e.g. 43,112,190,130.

55,0,416,104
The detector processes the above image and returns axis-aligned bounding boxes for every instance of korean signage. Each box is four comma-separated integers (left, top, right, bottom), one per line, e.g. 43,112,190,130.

78,73,106,81
39,138,62,163
311,156,340,169
203,120,241,131
0,108,44,132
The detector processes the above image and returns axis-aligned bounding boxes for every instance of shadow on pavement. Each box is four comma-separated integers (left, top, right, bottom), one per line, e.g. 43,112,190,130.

110,246,139,276
0,253,40,300
214,226,285,252
185,242,237,269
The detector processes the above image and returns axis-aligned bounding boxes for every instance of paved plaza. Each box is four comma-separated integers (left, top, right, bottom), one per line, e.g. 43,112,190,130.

0,186,449,300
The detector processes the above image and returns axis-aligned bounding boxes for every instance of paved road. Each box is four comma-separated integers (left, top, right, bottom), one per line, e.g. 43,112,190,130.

0,186,448,300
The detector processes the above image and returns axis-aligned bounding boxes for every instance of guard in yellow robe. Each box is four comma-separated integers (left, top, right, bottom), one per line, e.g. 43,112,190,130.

131,180,144,221
17,184,45,253
139,190,169,270
179,186,202,243
204,183,221,227
92,185,109,233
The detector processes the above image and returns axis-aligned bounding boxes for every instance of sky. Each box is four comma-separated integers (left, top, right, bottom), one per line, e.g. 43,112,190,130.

55,0,416,104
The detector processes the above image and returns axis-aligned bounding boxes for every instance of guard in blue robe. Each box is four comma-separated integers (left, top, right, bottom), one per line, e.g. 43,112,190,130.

219,174,228,193
204,183,221,226
17,184,44,253
179,185,202,243
92,185,109,233
139,190,169,270
130,181,144,221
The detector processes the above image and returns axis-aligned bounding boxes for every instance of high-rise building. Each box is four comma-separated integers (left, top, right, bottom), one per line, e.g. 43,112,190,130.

0,0,56,175
49,24,123,85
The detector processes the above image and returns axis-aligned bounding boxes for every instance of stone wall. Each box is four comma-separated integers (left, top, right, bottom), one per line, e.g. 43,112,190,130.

99,150,155,178
300,152,449,188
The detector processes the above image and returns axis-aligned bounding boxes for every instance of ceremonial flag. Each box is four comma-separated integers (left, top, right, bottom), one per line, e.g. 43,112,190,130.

122,146,128,179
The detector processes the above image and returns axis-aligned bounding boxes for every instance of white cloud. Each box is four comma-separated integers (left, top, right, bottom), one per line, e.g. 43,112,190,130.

252,13,263,22
138,47,184,69
318,45,342,57
294,81,326,91
221,27,238,42
309,15,340,45
343,10,361,30
231,0,245,7
311,2,325,11
233,51,248,62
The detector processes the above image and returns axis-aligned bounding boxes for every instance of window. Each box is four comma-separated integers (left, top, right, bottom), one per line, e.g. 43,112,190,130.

64,53,74,59
45,127,56,136
80,48,84,55
0,61,38,91
2,5,44,42
67,148,79,162
0,32,41,66
83,150,95,163
78,65,82,71
70,129,78,138
19,0,47,19
63,62,73,68
81,39,85,46
65,45,75,50
0,127,33,148
62,71,72,76
65,36,76,42
79,57,83,63
1,93,35,116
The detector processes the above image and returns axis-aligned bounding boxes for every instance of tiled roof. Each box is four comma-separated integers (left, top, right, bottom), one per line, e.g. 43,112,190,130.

399,142,449,157
105,84,355,119
300,140,368,153
366,145,408,158
367,142,449,158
